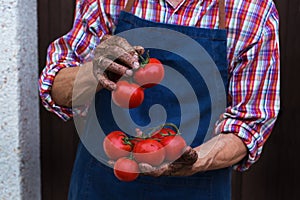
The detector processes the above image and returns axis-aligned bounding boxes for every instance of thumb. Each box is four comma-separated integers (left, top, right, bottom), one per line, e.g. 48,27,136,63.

173,146,198,166
133,45,145,55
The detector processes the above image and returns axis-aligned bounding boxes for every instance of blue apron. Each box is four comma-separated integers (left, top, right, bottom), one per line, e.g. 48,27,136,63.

69,5,231,200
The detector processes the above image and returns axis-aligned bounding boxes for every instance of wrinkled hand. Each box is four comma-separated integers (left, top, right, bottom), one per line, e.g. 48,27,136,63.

93,35,144,90
139,146,199,177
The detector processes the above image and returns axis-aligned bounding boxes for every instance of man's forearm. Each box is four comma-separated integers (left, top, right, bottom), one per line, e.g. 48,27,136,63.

52,62,100,107
194,133,247,172
52,66,79,107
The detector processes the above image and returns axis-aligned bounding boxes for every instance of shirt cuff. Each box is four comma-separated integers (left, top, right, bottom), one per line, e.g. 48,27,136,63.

219,118,264,171
40,99,73,121
39,65,72,121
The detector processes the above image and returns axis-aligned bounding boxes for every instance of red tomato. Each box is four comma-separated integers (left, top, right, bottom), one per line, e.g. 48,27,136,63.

112,81,144,108
134,58,164,88
130,137,144,146
133,139,165,166
114,157,139,182
150,127,177,140
160,135,187,162
103,131,132,160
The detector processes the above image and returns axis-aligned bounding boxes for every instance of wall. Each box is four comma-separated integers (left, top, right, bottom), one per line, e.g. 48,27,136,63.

0,0,40,199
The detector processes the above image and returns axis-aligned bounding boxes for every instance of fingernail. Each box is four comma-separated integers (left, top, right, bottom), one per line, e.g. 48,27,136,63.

125,70,133,76
133,53,139,59
111,84,117,91
108,160,115,166
133,61,140,69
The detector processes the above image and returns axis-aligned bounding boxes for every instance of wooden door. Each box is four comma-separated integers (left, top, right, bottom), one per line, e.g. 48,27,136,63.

38,1,78,199
38,0,300,199
232,0,300,199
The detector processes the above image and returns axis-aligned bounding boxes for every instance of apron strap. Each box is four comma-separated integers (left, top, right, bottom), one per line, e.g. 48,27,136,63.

218,0,226,29
124,0,135,13
124,0,226,29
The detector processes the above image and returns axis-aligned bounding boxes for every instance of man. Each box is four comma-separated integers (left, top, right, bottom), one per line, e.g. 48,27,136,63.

39,0,280,199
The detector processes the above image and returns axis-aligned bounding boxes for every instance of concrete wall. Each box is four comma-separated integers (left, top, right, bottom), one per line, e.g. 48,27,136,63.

0,0,40,199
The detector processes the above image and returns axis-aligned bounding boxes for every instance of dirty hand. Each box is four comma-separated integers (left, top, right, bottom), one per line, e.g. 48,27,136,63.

139,146,199,177
93,35,144,90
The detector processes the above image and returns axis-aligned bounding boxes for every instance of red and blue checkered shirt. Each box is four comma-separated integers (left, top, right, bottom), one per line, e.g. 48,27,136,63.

39,0,280,171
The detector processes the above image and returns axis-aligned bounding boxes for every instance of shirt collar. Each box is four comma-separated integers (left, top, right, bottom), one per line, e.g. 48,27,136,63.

165,0,203,9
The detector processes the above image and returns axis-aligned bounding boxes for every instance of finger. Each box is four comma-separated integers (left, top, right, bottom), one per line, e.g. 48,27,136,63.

165,164,193,177
181,146,198,165
133,46,145,55
93,56,133,76
139,163,169,177
168,162,184,171
135,128,143,137
158,162,186,176
106,71,122,83
96,73,116,91
108,61,134,76
109,35,136,53
138,163,155,173
104,45,139,69
108,160,115,167
109,36,145,57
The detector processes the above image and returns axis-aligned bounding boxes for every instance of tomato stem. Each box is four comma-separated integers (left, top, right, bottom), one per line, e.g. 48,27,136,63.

122,136,133,147
162,123,181,135
145,126,160,137
139,50,150,68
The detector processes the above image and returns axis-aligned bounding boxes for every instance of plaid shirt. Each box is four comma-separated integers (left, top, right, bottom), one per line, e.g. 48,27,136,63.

39,0,280,171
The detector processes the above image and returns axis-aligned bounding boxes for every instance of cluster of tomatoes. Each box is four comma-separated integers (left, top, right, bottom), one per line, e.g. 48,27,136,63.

112,54,164,109
103,124,187,182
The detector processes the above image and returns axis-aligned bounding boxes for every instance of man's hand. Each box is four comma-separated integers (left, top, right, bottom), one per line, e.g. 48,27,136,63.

138,146,199,177
93,35,144,90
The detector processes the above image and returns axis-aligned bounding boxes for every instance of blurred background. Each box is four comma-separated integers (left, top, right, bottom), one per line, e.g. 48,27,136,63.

37,0,300,199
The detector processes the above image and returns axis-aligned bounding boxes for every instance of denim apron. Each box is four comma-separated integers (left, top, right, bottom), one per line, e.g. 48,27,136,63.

69,1,231,199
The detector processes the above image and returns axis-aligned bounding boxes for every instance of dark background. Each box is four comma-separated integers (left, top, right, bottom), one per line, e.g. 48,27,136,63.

38,0,300,199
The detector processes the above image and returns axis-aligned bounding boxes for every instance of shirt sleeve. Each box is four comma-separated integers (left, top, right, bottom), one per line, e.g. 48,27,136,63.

38,0,110,121
219,7,280,171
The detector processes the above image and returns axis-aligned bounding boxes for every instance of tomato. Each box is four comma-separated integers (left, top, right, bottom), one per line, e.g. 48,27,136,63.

133,139,165,166
160,135,187,162
130,137,144,146
113,157,139,182
134,58,164,88
112,80,144,108
103,131,132,160
150,127,177,140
